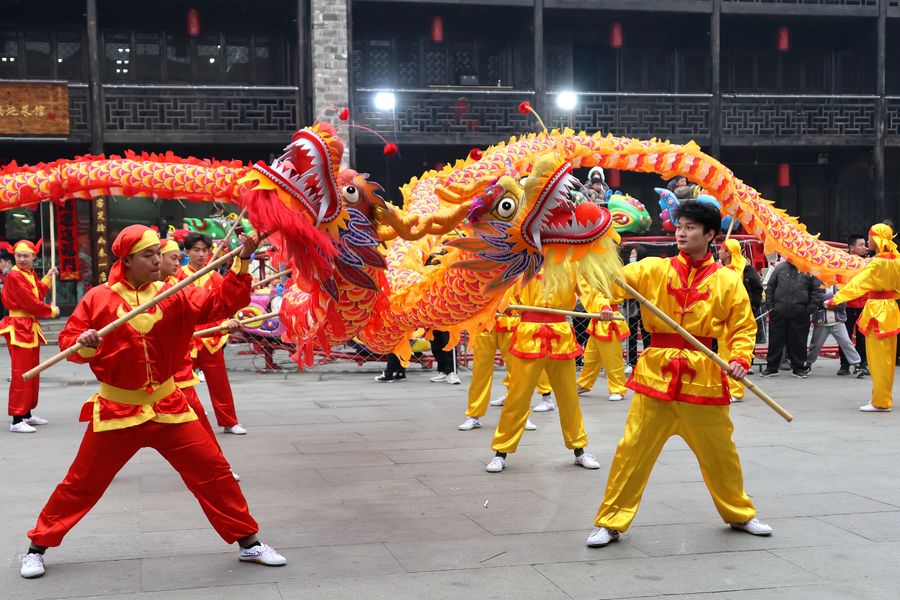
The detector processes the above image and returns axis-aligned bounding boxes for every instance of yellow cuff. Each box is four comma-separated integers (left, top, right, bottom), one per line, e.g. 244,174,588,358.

76,346,97,358
231,257,251,275
50,306,60,318
40,275,52,287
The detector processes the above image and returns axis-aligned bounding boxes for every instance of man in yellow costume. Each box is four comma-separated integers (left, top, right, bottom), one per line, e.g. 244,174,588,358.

828,223,900,412
486,268,600,473
576,284,628,401
587,201,771,547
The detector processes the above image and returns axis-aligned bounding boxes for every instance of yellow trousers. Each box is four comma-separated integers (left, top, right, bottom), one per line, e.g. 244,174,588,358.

576,337,627,395
466,332,552,418
866,333,897,409
492,354,586,453
595,393,756,532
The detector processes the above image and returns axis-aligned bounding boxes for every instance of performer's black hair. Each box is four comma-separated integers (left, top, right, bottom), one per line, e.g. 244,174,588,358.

847,234,866,247
184,232,213,250
672,201,720,235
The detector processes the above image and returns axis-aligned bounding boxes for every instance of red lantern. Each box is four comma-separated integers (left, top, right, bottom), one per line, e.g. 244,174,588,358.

777,26,790,52
777,163,791,188
607,169,621,189
187,8,201,37
431,16,444,44
609,22,623,49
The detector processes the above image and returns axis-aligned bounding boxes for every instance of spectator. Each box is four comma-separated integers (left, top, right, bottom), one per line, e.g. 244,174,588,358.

804,285,862,375
429,330,460,384
375,353,406,382
839,234,870,376
761,259,823,378
667,175,701,200
584,167,609,203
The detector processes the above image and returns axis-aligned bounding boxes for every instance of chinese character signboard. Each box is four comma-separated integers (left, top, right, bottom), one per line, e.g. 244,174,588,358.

92,197,110,284
0,82,69,135
56,201,80,281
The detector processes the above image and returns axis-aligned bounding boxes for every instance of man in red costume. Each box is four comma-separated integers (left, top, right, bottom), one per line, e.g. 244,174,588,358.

182,232,246,434
0,240,58,433
19,225,285,579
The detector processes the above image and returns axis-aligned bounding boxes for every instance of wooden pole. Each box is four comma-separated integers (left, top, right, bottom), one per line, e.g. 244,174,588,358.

23,243,249,381
507,304,626,321
616,276,792,422
48,202,57,306
252,268,291,290
209,207,248,262
723,212,736,241
193,310,279,338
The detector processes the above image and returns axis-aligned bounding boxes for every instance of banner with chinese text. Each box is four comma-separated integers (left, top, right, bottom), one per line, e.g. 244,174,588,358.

0,82,69,135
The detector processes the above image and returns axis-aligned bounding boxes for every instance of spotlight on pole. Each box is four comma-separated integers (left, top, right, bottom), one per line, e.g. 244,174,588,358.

374,92,396,111
556,91,577,111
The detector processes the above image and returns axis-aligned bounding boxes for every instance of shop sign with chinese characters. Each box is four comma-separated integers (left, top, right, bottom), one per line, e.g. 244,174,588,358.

0,82,69,135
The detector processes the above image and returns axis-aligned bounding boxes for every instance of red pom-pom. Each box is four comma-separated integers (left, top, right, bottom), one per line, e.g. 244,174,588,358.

518,101,532,115
468,148,483,161
575,202,602,226
338,108,350,121
383,143,398,156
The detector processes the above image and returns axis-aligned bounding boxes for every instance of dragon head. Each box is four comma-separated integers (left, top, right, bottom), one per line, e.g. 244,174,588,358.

450,152,620,295
608,191,652,234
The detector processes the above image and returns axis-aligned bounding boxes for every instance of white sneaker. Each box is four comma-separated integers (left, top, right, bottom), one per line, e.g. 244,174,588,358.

486,456,506,472
232,470,241,481
224,424,248,435
458,417,481,431
860,403,892,413
447,372,461,385
196,370,205,382
586,526,619,547
489,395,506,406
525,418,537,431
10,421,36,433
575,453,601,469
20,553,45,578
624,365,634,375
730,517,773,536
430,373,448,383
238,543,286,566
533,399,555,412
731,396,744,403
24,415,48,426
608,393,624,402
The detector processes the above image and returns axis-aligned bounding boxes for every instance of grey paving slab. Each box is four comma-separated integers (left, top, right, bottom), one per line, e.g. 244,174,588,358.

74,583,285,600
536,549,823,599
770,541,900,584
2,557,142,600
275,565,573,600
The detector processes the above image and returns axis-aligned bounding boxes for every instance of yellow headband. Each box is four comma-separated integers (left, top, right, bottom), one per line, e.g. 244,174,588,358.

869,223,898,254
160,239,180,254
130,229,161,255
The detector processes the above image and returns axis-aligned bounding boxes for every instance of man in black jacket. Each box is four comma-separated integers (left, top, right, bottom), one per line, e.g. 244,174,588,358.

762,259,823,378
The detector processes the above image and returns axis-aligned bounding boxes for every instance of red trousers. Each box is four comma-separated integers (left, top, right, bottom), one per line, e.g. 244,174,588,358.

28,419,257,547
5,338,40,416
193,347,238,427
183,385,222,452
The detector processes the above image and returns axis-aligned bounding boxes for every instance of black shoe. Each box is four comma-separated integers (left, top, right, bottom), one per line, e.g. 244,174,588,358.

791,370,808,379
802,363,812,374
374,371,395,382
760,370,779,377
836,367,850,376
393,371,406,381
854,367,869,379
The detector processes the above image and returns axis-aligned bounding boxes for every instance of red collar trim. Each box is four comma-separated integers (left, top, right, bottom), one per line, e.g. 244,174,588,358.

676,250,714,269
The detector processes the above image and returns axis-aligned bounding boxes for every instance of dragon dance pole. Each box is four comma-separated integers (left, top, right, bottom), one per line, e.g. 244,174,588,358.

48,201,57,306
507,304,626,321
23,242,253,381
615,276,792,422
252,268,291,290
192,310,279,338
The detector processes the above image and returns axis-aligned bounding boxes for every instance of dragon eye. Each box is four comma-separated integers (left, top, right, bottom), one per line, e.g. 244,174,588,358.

495,197,517,219
341,185,360,203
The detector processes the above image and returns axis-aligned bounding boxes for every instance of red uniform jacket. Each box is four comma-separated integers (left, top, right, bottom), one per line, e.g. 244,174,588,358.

181,264,230,355
0,266,55,348
59,266,251,431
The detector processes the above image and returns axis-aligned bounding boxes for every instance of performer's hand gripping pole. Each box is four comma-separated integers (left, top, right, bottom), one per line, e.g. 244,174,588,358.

24,238,260,381
193,310,279,338
616,276,792,422
507,304,626,321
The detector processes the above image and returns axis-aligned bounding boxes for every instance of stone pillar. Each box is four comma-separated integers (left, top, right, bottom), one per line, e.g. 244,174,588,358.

311,0,350,130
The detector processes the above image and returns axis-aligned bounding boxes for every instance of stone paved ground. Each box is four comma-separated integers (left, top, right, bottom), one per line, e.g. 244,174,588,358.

2,348,899,599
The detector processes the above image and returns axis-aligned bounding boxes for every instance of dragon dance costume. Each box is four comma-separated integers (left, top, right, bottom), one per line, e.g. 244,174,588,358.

0,240,58,419
28,226,258,549
575,285,628,398
594,251,758,532
831,223,900,411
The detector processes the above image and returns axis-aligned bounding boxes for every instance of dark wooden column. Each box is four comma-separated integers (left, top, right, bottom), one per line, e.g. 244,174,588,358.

86,0,109,285
875,0,887,221
533,0,545,119
297,0,309,127
710,0,722,158
346,0,356,166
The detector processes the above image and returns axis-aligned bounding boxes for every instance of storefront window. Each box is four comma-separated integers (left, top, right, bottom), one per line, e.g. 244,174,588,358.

56,32,85,80
104,32,132,81
0,32,20,78
24,32,52,77
165,33,191,82
135,33,162,82
195,34,222,83
5,209,36,241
